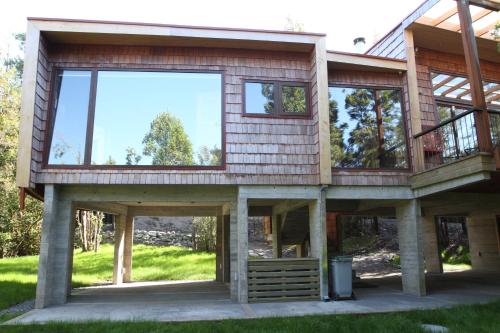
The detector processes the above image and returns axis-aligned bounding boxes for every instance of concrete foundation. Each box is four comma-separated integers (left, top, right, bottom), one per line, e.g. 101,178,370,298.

422,215,442,274
467,213,500,272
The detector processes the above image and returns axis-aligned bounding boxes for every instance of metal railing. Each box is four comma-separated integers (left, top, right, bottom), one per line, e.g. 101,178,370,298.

414,109,480,171
489,110,500,148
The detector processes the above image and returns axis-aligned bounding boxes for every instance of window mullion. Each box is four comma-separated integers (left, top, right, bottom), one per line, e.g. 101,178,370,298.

84,69,98,166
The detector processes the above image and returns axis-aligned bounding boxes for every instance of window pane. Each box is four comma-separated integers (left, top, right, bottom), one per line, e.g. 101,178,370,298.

378,90,408,168
48,70,91,165
91,71,222,166
245,82,274,114
329,87,379,168
282,85,306,113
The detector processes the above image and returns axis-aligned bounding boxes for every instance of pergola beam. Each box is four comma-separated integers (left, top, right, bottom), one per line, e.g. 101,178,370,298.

467,0,500,11
433,75,455,90
440,78,469,96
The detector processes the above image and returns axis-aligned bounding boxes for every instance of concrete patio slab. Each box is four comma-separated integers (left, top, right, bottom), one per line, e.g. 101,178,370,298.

5,271,500,325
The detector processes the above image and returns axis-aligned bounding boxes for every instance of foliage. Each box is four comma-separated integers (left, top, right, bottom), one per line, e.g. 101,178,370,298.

197,145,222,166
192,216,217,252
75,210,104,252
441,245,471,266
0,244,215,310
493,22,499,52
282,86,306,113
142,112,194,165
4,300,500,332
3,33,25,78
284,16,305,32
0,67,43,258
125,147,142,165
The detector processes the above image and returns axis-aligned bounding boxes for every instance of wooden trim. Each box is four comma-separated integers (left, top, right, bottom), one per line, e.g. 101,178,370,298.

326,51,407,71
241,79,312,118
44,67,226,170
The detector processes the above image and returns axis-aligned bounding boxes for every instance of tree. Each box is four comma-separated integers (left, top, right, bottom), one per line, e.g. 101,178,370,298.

284,16,305,32
192,216,216,252
197,145,221,166
142,112,194,165
3,33,25,79
75,210,104,252
125,147,141,165
0,66,43,257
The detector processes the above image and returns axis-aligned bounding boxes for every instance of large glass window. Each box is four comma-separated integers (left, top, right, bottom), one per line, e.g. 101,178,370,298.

329,86,408,169
48,70,92,165
48,70,223,167
244,81,308,117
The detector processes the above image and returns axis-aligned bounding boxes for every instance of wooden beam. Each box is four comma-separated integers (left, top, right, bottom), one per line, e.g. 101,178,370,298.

457,0,492,152
475,22,497,38
455,8,492,32
440,79,469,96
326,51,407,71
484,84,500,96
433,75,454,90
432,8,458,26
404,29,425,172
468,0,500,11
486,93,500,102
456,87,472,98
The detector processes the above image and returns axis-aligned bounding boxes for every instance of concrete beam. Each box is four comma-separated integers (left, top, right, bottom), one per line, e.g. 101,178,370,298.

129,206,219,217
74,202,128,215
238,186,321,200
326,186,414,200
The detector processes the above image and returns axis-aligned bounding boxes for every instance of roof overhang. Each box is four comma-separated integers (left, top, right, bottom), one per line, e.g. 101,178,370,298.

327,51,407,72
28,17,325,52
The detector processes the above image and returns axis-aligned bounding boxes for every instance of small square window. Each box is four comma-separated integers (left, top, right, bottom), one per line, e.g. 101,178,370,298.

282,85,306,113
244,82,274,115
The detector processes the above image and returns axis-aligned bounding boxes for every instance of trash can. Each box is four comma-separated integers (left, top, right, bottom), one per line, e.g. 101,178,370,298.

328,256,354,300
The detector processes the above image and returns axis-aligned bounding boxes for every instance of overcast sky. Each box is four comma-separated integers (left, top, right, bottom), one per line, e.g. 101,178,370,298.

0,0,424,58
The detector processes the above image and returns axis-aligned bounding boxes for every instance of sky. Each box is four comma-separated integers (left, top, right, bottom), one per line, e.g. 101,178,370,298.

0,0,425,59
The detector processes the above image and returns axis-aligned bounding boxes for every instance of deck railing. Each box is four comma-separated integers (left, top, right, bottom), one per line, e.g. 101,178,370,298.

414,109,499,171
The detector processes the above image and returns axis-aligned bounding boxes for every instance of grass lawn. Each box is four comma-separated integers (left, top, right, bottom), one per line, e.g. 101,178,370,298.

0,244,215,310
1,300,499,332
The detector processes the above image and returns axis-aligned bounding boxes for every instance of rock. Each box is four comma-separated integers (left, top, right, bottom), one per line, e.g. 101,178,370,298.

421,324,449,333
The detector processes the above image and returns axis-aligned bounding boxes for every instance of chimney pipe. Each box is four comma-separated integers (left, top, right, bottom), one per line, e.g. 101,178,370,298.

353,37,366,53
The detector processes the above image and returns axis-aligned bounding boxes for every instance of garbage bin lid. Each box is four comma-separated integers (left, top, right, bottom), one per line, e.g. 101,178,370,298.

332,255,353,262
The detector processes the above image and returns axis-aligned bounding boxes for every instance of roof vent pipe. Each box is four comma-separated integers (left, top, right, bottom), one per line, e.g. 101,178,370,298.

353,37,366,53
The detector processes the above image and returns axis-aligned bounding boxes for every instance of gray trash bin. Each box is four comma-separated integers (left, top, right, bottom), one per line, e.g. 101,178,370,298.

328,256,354,300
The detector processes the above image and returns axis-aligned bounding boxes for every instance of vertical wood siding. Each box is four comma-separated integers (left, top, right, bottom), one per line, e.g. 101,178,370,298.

35,44,320,185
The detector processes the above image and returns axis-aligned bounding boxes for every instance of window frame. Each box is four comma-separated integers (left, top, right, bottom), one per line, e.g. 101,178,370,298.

328,83,412,172
242,79,311,118
43,67,226,170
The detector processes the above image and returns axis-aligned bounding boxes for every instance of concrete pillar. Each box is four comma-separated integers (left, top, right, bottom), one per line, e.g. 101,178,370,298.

396,199,426,296
123,214,134,283
271,214,282,258
309,193,328,300
113,214,126,284
223,215,231,283
35,185,74,308
467,213,500,271
216,213,223,282
422,215,442,274
230,196,248,303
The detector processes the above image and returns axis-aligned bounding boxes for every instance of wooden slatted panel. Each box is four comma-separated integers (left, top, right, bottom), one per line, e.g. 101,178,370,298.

247,258,320,303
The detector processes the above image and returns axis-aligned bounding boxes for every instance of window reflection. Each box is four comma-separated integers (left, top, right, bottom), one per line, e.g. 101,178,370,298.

48,70,91,165
91,71,222,166
282,86,306,113
329,86,408,169
245,82,274,114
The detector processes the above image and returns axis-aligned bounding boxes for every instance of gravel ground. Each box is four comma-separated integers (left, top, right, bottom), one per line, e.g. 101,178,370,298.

0,299,34,317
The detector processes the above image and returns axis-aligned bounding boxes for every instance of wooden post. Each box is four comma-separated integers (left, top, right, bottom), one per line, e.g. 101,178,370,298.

456,0,492,152
404,29,425,172
272,215,282,258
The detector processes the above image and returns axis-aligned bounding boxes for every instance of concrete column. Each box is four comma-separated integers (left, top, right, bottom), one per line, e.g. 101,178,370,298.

113,214,126,285
229,194,248,303
467,213,500,271
67,208,76,296
223,215,231,283
271,214,282,258
309,192,328,300
123,214,134,283
396,199,426,296
35,185,74,308
422,215,442,274
216,213,223,282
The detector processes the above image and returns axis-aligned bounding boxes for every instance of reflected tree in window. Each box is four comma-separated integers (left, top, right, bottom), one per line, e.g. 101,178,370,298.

261,83,275,114
142,112,193,166
378,90,407,168
197,145,222,166
282,86,306,113
329,94,348,166
344,88,378,168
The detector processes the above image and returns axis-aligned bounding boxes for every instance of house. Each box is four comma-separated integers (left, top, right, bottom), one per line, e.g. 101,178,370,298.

16,0,500,309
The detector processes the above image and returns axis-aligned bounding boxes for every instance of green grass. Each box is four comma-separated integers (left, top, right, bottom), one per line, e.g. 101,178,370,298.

0,244,215,310
1,300,500,332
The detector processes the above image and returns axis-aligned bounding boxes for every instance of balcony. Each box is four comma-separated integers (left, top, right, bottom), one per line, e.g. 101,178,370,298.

411,109,499,197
